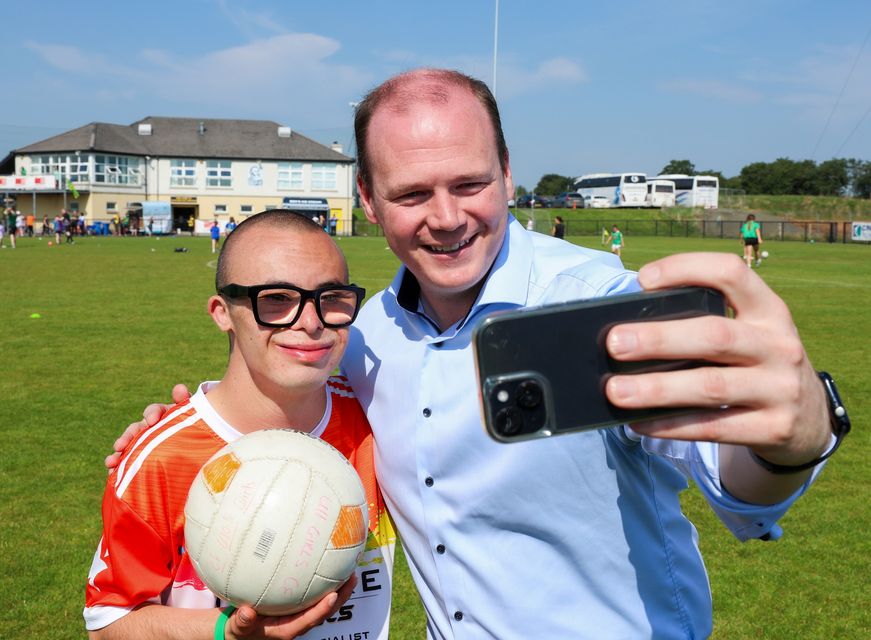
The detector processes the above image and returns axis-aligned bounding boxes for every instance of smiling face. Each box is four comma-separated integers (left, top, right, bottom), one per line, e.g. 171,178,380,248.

358,83,513,329
209,223,350,402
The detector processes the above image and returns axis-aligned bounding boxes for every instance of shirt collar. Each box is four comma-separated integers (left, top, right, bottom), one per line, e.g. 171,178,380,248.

390,215,533,320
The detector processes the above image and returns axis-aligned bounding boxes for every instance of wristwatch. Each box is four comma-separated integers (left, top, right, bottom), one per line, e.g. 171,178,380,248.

750,371,851,474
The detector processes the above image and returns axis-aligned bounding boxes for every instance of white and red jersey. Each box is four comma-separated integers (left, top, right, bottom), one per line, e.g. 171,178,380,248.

85,378,395,640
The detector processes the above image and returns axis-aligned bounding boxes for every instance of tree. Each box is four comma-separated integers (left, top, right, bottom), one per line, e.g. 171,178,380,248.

659,159,696,175
848,160,871,199
534,174,575,195
816,159,848,196
739,162,774,194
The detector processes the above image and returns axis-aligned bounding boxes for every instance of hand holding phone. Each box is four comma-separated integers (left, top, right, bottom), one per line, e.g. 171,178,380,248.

473,287,728,443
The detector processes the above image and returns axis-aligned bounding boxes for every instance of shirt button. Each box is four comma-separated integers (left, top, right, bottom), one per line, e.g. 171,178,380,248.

454,611,464,621
436,544,446,554
422,408,432,418
425,477,434,487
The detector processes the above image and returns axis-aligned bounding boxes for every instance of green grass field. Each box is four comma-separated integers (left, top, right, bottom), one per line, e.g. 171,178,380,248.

1,231,868,638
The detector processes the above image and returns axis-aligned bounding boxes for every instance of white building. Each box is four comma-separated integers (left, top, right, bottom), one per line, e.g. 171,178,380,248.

0,116,356,234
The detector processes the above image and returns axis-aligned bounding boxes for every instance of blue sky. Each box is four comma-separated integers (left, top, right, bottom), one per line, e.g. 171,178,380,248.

3,0,870,190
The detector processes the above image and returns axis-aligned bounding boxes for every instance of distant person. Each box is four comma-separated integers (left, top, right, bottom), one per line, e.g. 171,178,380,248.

551,215,565,239
146,217,154,236
26,213,35,237
225,216,237,234
64,214,75,244
608,223,623,257
188,214,195,236
329,213,338,236
525,217,534,231
111,212,120,236
79,212,87,236
42,215,51,236
0,218,5,248
15,210,25,239
210,220,220,253
5,208,16,249
54,214,62,244
740,213,763,267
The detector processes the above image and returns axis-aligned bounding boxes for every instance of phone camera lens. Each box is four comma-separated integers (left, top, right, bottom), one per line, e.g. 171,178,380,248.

495,406,524,435
516,380,543,410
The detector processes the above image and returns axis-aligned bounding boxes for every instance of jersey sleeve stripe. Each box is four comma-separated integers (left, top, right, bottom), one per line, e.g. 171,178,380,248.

114,413,203,499
113,403,195,491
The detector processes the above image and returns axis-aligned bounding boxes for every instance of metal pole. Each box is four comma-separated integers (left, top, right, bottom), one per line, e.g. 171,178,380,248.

492,0,499,98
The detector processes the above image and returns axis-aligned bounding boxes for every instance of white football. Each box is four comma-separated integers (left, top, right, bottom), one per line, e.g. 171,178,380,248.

184,429,368,615
761,251,769,258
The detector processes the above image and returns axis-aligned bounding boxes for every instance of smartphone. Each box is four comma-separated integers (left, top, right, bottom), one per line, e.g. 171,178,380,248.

472,287,728,443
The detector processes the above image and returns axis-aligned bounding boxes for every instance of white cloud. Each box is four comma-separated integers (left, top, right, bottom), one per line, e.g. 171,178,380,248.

23,41,129,76
22,33,374,126
658,79,762,104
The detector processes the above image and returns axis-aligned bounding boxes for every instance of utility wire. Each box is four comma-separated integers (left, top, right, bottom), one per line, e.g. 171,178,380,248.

833,101,871,158
810,24,871,159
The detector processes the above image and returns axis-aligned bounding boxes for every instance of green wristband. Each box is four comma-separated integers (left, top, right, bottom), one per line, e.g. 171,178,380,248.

215,605,236,640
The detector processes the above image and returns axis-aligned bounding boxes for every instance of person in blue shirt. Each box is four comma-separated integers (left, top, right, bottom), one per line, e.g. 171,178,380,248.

115,69,839,639
210,220,221,254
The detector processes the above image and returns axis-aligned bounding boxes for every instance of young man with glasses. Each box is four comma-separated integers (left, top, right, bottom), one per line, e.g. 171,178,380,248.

85,210,394,640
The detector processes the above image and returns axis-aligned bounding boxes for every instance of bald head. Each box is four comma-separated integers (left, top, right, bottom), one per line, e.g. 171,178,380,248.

354,68,508,191
215,210,344,290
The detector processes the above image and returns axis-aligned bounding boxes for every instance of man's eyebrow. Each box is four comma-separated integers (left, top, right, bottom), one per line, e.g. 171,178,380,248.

387,172,494,196
258,279,349,288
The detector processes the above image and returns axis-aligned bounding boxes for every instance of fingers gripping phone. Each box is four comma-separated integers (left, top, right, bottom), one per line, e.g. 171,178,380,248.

472,287,728,443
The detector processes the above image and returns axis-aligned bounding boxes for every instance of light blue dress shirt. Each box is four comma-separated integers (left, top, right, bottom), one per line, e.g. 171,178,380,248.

342,217,821,639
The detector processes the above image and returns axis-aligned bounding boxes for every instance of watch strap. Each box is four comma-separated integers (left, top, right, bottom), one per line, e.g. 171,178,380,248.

750,371,850,474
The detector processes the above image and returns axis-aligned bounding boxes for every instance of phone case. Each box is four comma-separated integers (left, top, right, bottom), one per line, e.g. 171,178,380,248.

472,287,728,442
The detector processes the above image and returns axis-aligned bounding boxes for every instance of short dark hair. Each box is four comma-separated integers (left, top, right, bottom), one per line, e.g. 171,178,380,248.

354,68,508,191
215,210,326,290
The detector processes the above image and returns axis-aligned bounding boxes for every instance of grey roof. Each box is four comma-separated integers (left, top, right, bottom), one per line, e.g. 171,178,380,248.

15,117,352,163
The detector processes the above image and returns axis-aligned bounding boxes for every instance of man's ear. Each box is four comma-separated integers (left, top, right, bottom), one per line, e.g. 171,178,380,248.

357,175,380,224
208,295,233,332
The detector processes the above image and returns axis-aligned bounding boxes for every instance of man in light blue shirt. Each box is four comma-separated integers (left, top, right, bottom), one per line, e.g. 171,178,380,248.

117,69,839,638
344,68,836,639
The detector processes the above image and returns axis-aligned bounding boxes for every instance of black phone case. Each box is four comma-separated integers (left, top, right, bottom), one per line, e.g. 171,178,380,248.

472,287,728,442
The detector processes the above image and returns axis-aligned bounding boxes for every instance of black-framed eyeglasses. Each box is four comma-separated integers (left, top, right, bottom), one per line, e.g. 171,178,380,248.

218,283,366,328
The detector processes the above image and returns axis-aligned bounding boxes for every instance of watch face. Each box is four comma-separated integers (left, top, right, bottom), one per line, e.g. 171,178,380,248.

818,371,850,435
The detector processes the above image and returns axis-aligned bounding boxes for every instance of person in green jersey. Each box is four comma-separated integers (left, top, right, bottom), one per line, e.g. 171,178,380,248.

740,213,763,267
608,224,623,258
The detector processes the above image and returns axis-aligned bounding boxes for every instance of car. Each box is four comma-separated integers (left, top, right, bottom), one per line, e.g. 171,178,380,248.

584,195,611,209
515,194,551,208
551,192,585,209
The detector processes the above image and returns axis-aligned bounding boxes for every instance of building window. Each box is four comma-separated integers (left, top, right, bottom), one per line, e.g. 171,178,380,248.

30,154,89,183
94,155,142,185
206,160,232,187
214,204,227,214
240,205,253,213
311,163,337,190
277,162,304,190
170,159,196,187
106,202,117,212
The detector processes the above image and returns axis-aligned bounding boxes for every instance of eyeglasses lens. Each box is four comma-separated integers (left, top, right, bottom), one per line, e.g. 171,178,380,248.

254,288,358,326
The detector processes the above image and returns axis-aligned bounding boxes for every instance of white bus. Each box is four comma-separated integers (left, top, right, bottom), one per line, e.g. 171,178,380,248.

574,173,648,208
646,180,676,208
653,174,719,208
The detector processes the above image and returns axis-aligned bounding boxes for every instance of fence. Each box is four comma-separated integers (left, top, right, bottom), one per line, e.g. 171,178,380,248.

352,218,863,243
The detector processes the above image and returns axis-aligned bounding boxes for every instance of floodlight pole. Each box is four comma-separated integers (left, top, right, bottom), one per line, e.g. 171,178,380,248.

492,0,499,98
